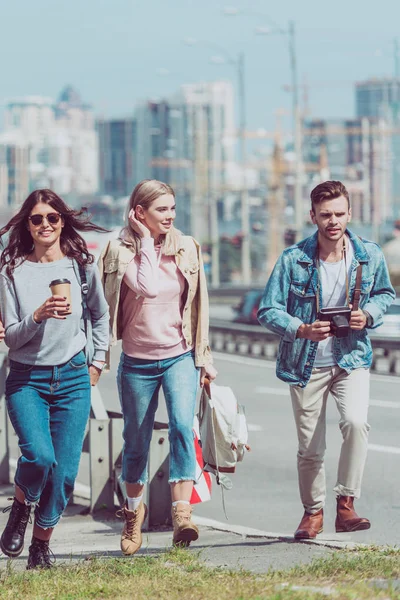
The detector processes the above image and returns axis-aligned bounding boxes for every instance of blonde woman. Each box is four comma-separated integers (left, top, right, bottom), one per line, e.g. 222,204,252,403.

98,180,217,554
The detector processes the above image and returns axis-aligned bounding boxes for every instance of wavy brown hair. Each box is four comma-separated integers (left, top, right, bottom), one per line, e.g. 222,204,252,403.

310,180,350,211
0,189,109,277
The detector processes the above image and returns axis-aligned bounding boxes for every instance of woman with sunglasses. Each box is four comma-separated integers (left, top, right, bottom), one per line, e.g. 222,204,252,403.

0,189,109,569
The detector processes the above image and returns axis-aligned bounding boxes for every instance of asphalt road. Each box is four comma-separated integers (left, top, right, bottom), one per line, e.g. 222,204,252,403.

96,338,400,546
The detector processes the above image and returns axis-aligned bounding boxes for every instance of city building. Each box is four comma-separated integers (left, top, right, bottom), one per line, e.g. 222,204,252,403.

97,118,136,198
356,78,400,119
0,133,30,207
356,78,400,220
3,87,98,198
303,117,392,230
134,80,236,239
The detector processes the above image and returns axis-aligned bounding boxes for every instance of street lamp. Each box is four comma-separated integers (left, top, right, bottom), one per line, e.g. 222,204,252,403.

223,7,304,242
183,38,252,286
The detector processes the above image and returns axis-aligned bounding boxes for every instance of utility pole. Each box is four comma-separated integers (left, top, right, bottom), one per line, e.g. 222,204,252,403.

237,52,252,284
267,135,285,274
209,109,221,286
288,21,303,242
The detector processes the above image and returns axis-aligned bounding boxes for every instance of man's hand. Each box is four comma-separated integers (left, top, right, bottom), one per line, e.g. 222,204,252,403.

296,320,332,342
349,307,367,330
89,365,102,386
0,321,5,342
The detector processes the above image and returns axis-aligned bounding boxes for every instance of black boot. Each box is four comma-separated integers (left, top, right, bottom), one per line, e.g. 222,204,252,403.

27,537,55,570
0,498,31,557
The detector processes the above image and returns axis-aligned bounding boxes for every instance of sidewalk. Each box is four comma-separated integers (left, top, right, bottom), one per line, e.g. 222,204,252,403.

0,484,363,574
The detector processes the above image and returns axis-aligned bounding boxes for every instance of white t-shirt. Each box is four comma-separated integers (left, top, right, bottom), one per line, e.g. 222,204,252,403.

313,240,354,368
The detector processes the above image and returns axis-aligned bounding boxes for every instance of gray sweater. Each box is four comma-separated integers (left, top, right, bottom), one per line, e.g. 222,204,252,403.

0,257,109,366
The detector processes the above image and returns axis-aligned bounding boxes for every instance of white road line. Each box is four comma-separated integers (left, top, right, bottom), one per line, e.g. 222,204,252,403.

255,386,289,395
255,387,400,409
213,352,400,383
368,444,400,455
370,400,400,409
213,352,275,369
247,424,262,431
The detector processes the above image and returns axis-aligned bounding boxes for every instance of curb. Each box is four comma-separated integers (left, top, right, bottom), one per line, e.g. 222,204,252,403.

193,516,366,550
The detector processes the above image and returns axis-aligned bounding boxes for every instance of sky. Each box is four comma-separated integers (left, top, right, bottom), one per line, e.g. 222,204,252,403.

0,0,399,134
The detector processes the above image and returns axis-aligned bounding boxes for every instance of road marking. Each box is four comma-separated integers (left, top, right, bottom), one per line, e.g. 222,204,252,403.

368,444,400,455
370,400,400,409
248,424,262,431
213,353,400,383
255,387,400,409
213,352,275,369
255,386,289,396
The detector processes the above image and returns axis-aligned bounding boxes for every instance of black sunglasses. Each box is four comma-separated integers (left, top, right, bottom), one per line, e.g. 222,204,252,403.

28,212,62,226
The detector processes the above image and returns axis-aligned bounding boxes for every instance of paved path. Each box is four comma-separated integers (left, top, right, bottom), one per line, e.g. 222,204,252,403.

0,484,340,574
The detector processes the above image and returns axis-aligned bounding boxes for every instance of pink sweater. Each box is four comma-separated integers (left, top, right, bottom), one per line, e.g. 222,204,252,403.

121,237,191,359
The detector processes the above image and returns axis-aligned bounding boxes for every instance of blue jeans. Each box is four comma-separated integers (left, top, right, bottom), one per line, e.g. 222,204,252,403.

5,351,91,529
117,350,199,485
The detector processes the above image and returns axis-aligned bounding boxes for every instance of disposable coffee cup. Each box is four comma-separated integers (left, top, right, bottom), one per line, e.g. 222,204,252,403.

49,279,72,315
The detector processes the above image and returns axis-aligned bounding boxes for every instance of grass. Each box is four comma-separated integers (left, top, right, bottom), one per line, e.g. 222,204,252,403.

1,546,400,599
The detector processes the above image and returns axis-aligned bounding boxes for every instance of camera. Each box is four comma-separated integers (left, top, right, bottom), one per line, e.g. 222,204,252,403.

317,306,351,338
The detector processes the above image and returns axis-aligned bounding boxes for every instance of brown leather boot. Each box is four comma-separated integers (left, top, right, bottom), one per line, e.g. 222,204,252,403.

294,509,323,540
335,496,370,533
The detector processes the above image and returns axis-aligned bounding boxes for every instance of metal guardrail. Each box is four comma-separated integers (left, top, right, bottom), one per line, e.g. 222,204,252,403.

209,319,400,376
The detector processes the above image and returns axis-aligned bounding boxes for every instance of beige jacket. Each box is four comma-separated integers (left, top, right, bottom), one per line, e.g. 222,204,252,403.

97,230,212,368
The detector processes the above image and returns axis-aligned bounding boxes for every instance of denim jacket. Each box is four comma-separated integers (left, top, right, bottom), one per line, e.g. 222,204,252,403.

257,229,395,387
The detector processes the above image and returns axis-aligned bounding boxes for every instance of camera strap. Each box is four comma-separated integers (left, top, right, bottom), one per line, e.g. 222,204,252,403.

316,238,349,314
316,238,363,313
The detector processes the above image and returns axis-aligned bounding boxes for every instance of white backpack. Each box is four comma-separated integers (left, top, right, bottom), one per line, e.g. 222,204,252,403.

198,379,249,491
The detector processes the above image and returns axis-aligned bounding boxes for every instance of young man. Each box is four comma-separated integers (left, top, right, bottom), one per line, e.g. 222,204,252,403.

258,180,395,540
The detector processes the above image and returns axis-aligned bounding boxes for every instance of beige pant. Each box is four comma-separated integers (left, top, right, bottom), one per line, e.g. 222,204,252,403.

290,366,370,514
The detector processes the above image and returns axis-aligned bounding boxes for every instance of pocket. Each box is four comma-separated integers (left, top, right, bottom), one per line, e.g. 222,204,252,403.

290,281,316,299
361,278,374,295
9,360,33,373
68,352,87,369
188,264,200,275
104,258,119,274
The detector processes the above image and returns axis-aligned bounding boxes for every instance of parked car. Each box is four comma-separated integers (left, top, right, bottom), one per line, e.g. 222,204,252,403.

233,291,400,338
232,290,263,325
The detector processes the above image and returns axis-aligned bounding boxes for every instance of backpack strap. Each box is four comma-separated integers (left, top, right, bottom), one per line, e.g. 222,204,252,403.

352,264,363,311
73,260,90,358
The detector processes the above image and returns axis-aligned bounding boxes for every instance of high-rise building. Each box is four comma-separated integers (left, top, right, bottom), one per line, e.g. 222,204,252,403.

0,135,30,207
356,78,400,221
97,118,136,198
303,117,392,227
356,78,400,119
134,81,236,238
3,87,98,197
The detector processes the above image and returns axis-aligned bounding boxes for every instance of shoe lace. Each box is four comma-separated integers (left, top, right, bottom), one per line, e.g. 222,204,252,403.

3,498,32,535
173,507,191,526
116,507,140,542
30,539,55,567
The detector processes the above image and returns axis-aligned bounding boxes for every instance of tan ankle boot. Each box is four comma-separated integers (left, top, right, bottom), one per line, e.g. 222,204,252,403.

171,502,199,547
117,501,147,555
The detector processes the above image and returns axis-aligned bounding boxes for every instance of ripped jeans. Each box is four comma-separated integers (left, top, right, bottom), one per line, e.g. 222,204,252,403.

117,350,199,485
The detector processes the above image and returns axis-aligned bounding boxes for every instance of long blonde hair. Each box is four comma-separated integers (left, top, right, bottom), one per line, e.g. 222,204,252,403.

119,179,182,255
